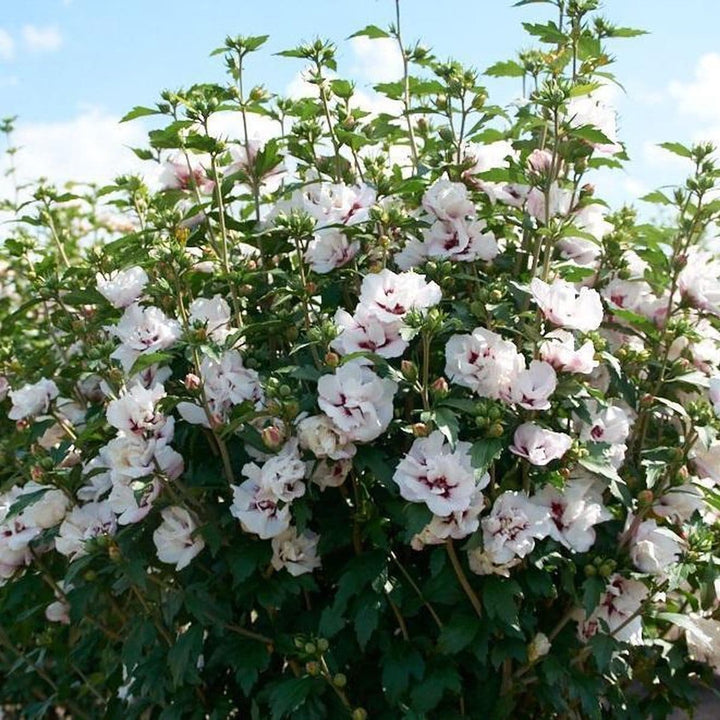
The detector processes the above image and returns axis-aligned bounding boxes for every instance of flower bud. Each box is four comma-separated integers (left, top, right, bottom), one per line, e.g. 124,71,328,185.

412,422,431,437
400,360,418,382
306,660,320,676
637,489,654,506
333,673,347,688
184,373,201,391
317,638,329,653
527,148,553,175
325,352,340,368
527,632,551,663
262,425,285,450
304,642,317,655
352,710,368,720
487,422,504,438
430,377,449,397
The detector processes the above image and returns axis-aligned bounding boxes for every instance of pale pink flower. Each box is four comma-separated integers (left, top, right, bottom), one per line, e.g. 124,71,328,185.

358,269,442,324
241,439,306,503
506,360,557,410
532,476,611,553
106,383,167,436
410,488,485,549
96,267,149,309
317,360,397,443
189,295,233,345
331,306,407,359
297,415,356,460
55,501,117,559
108,303,181,374
481,490,553,565
423,218,498,263
530,278,604,332
626,517,683,575
444,327,524,399
229,480,291,539
159,158,215,194
305,229,359,273
578,574,647,645
510,423,572,466
310,458,353,490
422,177,474,221
8,378,59,420
393,431,486,516
539,330,597,375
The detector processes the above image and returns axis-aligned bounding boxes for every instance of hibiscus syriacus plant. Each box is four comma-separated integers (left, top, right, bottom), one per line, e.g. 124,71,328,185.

2,1,720,718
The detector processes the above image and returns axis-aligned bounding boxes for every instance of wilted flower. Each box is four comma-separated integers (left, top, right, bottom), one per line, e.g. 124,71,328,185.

153,506,205,571
271,526,321,576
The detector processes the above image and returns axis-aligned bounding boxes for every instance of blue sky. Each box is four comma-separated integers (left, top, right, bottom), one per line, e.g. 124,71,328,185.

1,0,720,210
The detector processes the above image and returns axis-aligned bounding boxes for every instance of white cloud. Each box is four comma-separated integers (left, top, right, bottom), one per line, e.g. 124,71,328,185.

0,108,148,194
0,29,14,61
348,37,403,84
22,25,63,53
669,53,720,123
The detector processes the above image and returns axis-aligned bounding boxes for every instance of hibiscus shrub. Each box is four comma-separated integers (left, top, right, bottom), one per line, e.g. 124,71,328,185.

2,1,720,718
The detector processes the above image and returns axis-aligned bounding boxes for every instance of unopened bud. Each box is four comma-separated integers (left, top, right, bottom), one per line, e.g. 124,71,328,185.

352,710,368,720
412,422,431,437
430,377,449,397
184,373,201,391
261,425,285,450
306,661,320,676
333,673,347,688
400,360,418,382
527,148,553,174
527,632,551,663
487,422,504,438
637,489,654,506
325,352,340,368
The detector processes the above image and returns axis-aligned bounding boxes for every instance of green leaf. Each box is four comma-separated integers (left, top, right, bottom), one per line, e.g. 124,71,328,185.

167,624,204,688
348,24,390,40
470,438,504,472
381,642,424,703
128,350,174,377
121,105,161,123
607,26,648,38
522,21,566,44
483,576,521,626
330,79,355,100
354,596,381,650
588,633,617,671
433,407,459,449
582,575,605,616
571,125,613,146
438,612,480,654
658,141,692,159
640,190,673,206
410,662,460,712
268,676,318,720
485,60,525,78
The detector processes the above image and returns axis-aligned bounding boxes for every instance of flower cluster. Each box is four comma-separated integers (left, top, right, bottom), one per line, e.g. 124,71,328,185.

1,4,719,719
